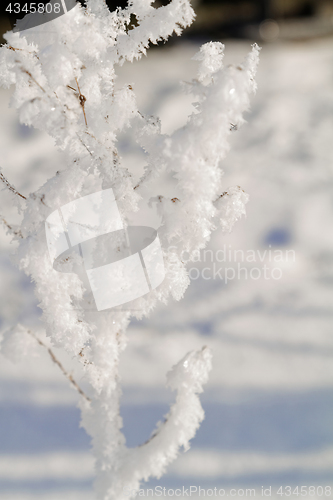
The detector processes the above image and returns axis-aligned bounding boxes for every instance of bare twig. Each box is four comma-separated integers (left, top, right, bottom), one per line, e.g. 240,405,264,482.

215,186,245,202
21,68,46,94
0,171,26,200
139,417,168,447
7,46,38,58
75,77,88,127
31,193,47,206
0,215,23,238
28,330,91,402
216,191,228,200
7,45,24,52
76,133,93,156
144,190,242,208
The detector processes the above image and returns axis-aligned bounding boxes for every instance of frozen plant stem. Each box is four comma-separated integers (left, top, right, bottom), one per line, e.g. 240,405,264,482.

0,1,259,498
0,215,23,238
75,77,88,127
27,330,91,402
0,171,26,200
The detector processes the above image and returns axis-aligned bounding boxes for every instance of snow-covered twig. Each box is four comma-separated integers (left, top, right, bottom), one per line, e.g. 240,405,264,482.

0,215,23,238
0,171,26,200
104,347,212,499
27,330,91,402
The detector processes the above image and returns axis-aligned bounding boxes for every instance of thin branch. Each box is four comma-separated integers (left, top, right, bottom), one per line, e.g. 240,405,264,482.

7,46,38,57
27,330,91,402
7,45,24,52
31,192,47,206
215,186,245,202
75,77,88,127
215,191,228,200
0,215,23,238
21,68,46,94
140,417,168,447
143,190,240,207
76,133,93,156
144,190,242,208
84,130,119,164
0,171,26,200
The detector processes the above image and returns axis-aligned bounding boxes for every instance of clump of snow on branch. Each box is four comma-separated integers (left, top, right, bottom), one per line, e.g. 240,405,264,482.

216,186,250,233
192,41,225,83
0,0,259,498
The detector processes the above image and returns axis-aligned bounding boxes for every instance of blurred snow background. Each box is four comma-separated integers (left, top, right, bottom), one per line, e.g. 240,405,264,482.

0,27,333,500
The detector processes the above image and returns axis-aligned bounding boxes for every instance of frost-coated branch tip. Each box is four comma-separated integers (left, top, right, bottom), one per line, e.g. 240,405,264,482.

111,347,212,500
167,345,212,394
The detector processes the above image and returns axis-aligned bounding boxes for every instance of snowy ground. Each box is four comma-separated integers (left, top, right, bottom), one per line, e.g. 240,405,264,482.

0,32,333,499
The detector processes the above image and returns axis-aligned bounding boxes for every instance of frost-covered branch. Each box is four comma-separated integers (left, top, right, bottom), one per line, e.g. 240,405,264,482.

115,0,195,63
157,43,259,254
103,347,212,499
0,1,259,498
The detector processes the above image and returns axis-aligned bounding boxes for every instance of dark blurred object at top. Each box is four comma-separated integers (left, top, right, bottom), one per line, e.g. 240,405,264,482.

183,0,333,41
1,0,333,44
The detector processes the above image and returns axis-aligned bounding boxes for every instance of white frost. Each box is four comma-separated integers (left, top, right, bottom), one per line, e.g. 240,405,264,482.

0,0,259,498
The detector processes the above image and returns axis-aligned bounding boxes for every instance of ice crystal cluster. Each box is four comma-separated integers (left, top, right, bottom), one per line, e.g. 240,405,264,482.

0,0,259,498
